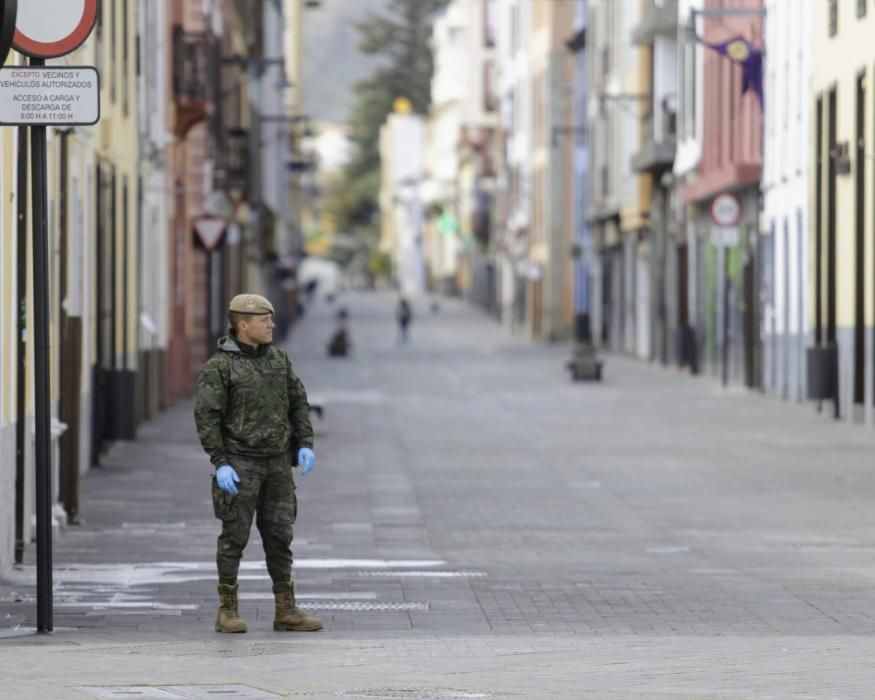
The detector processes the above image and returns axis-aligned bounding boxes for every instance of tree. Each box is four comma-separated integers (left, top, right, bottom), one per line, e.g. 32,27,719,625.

324,0,447,237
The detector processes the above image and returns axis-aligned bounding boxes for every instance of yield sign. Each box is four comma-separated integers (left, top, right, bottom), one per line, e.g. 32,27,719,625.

13,0,98,59
194,217,227,252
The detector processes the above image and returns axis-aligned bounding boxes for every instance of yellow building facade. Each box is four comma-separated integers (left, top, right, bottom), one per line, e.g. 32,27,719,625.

0,3,140,572
810,0,875,423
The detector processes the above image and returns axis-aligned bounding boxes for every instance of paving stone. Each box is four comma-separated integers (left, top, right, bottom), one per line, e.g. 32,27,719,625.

2,292,875,698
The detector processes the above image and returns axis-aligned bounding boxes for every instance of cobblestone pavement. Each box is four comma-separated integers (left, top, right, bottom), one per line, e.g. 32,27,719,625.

3,291,875,699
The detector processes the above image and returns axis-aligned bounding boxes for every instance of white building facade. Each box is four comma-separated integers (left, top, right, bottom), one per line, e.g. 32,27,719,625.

494,0,533,330
380,112,427,296
761,0,810,401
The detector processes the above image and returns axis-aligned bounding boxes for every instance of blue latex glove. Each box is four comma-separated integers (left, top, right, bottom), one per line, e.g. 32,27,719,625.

298,447,316,476
216,465,240,495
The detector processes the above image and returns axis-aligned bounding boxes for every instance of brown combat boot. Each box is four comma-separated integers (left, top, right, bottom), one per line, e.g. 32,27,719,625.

272,581,323,631
215,583,248,633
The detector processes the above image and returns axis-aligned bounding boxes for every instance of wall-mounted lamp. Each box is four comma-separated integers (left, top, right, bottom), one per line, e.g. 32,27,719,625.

831,143,851,175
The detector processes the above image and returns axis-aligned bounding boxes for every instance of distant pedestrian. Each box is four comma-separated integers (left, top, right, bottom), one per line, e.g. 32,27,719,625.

304,278,318,303
396,297,413,344
194,293,323,634
327,307,351,357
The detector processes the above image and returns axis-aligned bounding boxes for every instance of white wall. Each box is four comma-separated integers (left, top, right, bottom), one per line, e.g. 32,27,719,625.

653,35,678,140
762,0,810,401
138,0,170,355
259,0,291,250
388,115,427,295
674,0,704,178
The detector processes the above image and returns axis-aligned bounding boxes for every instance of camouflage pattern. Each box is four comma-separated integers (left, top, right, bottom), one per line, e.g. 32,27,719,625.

211,453,298,584
194,335,314,468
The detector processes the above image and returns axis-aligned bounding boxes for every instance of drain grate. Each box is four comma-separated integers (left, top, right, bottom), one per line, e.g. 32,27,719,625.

343,690,491,699
357,571,487,578
80,686,281,699
302,601,429,611
240,591,378,601
165,686,281,698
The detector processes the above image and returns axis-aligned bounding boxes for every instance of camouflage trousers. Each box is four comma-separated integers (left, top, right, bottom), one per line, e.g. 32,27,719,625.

211,453,297,585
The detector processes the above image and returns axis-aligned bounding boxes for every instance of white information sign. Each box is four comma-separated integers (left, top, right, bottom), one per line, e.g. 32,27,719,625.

710,226,740,248
0,66,100,126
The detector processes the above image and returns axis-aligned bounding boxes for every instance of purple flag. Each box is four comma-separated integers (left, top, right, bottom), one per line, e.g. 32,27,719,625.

699,35,763,106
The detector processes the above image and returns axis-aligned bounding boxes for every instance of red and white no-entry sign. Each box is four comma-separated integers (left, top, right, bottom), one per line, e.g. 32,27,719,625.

13,0,98,59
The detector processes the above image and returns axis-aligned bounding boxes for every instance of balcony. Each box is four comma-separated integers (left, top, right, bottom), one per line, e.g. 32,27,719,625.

632,0,678,46
215,128,249,194
631,104,677,174
172,26,211,137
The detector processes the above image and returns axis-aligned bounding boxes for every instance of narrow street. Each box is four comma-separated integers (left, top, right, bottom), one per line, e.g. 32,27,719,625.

3,291,875,699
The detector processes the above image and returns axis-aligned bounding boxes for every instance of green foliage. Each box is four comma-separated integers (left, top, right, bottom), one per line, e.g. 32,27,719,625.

369,250,393,278
325,0,447,241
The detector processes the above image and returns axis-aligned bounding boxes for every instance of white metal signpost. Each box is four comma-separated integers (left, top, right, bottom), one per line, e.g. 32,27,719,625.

10,0,100,634
710,192,741,247
710,193,742,389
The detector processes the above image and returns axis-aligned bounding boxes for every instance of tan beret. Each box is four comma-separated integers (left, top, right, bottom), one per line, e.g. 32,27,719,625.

229,293,274,315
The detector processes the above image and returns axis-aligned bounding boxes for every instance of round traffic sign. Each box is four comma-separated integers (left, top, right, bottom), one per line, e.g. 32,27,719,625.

0,0,16,68
13,0,98,59
710,193,741,227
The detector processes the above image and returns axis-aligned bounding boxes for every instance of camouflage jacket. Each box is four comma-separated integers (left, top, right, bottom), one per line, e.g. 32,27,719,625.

193,336,314,468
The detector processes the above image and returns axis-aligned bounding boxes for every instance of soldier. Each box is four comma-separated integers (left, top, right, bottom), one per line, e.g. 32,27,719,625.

194,293,323,634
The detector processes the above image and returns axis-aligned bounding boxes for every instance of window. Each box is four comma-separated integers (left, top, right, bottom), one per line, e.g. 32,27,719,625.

483,0,496,48
829,0,838,36
682,35,698,140
123,0,129,115
857,0,866,18
814,95,822,344
483,60,497,113
110,0,117,102
95,0,103,75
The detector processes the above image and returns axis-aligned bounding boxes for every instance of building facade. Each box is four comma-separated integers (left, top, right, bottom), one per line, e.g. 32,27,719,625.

762,0,810,401
810,0,875,424
494,0,533,332
682,0,764,388
380,108,427,296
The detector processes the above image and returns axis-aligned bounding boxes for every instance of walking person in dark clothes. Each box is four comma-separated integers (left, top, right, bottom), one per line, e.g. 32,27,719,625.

396,297,413,344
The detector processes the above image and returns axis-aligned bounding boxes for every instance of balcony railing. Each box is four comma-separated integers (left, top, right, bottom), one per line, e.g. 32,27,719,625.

172,26,211,136
173,26,209,101
220,128,249,191
632,0,678,45
631,102,677,173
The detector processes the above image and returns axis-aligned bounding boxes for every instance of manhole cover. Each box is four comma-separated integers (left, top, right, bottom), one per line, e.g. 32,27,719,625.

343,691,491,699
